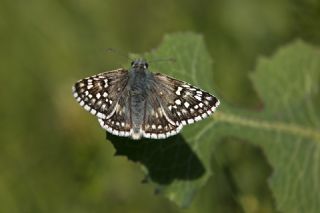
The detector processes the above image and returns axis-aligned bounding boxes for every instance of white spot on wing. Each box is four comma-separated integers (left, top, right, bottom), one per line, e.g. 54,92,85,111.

216,99,220,107
97,112,105,119
201,113,208,118
158,133,166,139
187,119,194,124
181,109,188,114
143,132,151,138
206,96,212,100
175,87,183,95
194,95,202,101
195,116,202,121
175,99,182,105
84,105,91,111
113,129,119,135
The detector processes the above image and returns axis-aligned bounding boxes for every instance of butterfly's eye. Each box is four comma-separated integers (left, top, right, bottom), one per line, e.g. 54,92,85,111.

131,61,135,66
145,62,149,68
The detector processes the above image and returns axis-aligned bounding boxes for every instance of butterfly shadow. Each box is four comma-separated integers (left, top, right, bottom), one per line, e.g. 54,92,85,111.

107,133,205,185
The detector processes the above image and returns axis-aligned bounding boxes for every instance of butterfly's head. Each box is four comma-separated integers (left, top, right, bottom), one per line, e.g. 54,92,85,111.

131,59,149,70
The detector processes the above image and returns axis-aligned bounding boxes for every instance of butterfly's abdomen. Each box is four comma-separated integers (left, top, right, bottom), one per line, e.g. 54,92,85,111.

129,93,145,139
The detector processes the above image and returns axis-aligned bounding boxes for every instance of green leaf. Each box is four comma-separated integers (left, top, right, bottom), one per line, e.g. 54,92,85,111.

109,33,320,212
215,41,320,212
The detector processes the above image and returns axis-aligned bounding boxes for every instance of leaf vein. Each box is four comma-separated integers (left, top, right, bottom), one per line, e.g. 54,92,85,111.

215,112,320,142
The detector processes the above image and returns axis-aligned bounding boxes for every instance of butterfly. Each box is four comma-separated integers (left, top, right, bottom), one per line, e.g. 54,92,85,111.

72,59,220,140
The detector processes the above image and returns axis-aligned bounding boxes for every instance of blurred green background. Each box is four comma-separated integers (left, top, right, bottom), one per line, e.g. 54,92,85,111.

1,0,319,212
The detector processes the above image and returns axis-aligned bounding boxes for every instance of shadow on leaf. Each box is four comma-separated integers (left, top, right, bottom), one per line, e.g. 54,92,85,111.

107,133,205,185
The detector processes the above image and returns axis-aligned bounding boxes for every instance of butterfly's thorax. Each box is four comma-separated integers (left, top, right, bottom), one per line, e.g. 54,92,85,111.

128,68,153,137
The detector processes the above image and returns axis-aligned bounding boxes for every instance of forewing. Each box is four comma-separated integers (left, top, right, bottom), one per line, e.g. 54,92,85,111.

152,73,220,126
72,69,129,119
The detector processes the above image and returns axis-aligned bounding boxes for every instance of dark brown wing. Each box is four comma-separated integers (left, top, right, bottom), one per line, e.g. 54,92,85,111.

142,89,183,139
150,73,219,126
98,90,132,137
73,69,129,119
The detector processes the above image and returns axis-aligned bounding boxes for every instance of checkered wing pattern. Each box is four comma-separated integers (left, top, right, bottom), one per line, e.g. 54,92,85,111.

73,69,136,136
142,73,220,139
98,90,133,137
142,89,183,139
72,68,129,120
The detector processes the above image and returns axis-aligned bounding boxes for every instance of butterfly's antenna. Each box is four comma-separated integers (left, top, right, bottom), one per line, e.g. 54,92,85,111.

106,48,133,61
148,57,176,64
